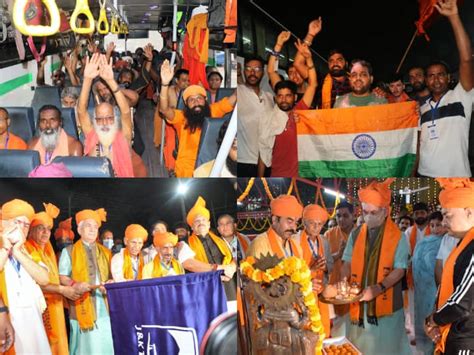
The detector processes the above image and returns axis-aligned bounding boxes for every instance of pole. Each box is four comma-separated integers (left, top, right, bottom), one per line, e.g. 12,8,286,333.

210,105,237,177
396,28,419,74
180,196,186,222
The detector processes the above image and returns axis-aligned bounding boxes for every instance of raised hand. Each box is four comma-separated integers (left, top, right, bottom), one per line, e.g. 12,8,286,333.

160,59,175,85
84,53,101,80
98,55,115,82
434,0,458,17
106,42,116,54
308,17,322,37
276,31,291,47
294,39,312,59
143,43,154,61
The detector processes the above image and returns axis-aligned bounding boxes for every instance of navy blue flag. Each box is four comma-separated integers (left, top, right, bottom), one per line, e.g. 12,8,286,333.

105,271,228,355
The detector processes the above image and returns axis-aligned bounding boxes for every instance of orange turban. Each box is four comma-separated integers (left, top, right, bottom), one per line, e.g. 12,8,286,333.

75,208,107,227
437,178,474,208
187,196,210,226
153,232,178,248
31,203,60,229
303,204,329,224
54,217,75,241
1,199,35,221
124,224,148,242
358,178,395,208
183,85,207,102
270,195,303,218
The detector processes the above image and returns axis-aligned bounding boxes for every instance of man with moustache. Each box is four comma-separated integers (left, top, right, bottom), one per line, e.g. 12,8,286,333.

0,107,27,150
142,232,185,279
237,56,274,177
258,40,316,177
334,59,387,108
417,0,473,177
217,214,249,263
28,105,83,164
77,53,136,177
159,60,237,177
247,194,303,259
408,66,431,105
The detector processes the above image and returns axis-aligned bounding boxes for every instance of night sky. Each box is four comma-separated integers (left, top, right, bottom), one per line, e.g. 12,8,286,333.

0,179,237,243
243,0,474,82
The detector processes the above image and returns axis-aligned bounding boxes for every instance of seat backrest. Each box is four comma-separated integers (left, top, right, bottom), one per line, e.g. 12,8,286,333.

215,88,235,101
195,115,231,168
0,149,40,177
31,86,62,127
5,107,35,143
52,156,114,177
60,108,79,140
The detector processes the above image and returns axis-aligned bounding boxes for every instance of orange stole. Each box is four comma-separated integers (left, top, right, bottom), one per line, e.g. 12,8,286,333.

71,241,111,331
188,232,233,265
349,219,402,323
24,240,69,355
267,227,301,258
407,225,430,288
300,230,330,336
122,249,144,280
435,229,474,353
237,232,249,254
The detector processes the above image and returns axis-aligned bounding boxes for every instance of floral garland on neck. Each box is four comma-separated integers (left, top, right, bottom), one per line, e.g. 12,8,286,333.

240,256,325,354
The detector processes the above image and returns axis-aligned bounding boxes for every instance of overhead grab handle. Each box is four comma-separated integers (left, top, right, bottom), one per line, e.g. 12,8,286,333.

110,14,119,34
70,0,94,34
97,0,109,34
12,0,61,36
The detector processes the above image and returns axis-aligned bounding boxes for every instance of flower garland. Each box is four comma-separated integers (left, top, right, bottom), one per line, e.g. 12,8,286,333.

240,256,325,354
238,178,255,202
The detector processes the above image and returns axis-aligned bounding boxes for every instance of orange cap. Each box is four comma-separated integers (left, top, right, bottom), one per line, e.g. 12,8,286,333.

187,196,210,226
303,204,329,224
75,208,107,227
153,232,178,248
358,178,395,208
437,178,474,208
1,199,35,221
54,217,75,241
270,195,303,218
183,85,207,102
31,203,60,229
124,224,148,242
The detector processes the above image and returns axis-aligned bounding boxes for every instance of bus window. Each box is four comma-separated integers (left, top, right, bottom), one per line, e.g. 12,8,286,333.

240,8,255,56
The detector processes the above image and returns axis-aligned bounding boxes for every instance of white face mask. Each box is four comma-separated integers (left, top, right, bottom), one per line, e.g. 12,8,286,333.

364,210,386,229
103,239,114,249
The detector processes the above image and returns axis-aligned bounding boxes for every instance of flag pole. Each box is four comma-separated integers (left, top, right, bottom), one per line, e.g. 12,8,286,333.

396,28,419,74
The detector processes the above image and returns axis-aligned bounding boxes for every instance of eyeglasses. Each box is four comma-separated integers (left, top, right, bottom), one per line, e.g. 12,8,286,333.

244,66,263,72
94,116,115,124
14,219,30,229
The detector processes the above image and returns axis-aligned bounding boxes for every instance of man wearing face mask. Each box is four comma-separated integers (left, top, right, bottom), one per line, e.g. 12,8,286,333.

247,195,303,259
341,179,411,354
53,217,75,260
0,199,50,354
99,229,114,250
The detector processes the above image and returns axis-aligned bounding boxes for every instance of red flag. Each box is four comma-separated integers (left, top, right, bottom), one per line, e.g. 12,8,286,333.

415,0,463,40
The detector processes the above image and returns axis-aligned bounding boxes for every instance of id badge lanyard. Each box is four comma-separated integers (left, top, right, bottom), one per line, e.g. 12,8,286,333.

427,94,445,140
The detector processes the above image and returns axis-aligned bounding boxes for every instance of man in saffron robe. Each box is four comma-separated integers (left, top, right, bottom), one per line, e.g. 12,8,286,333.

58,208,114,354
111,224,148,281
341,179,411,354
0,108,27,150
142,232,184,278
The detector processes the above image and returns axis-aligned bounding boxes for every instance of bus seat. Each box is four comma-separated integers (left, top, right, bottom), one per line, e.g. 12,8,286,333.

216,88,235,101
60,108,79,140
52,156,115,177
5,107,35,143
31,86,62,126
195,114,231,168
0,149,40,177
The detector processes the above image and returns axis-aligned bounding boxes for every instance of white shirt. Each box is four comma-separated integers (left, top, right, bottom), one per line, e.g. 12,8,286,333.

418,83,473,177
237,84,274,164
111,248,140,282
436,234,459,266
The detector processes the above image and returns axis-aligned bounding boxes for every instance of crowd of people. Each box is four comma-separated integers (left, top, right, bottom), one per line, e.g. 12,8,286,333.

238,0,473,178
0,195,241,354
239,178,474,355
0,13,237,178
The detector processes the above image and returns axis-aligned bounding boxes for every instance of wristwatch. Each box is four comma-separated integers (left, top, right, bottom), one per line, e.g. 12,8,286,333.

0,306,9,314
378,282,387,293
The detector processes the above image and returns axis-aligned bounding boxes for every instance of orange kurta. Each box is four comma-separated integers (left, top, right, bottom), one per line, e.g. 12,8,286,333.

1,132,27,150
25,239,69,355
168,97,234,177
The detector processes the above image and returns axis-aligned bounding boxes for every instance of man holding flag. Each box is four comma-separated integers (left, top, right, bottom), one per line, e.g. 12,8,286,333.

143,232,185,278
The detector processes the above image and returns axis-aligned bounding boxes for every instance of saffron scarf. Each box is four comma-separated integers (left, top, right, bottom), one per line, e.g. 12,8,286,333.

407,225,430,288
267,227,301,258
122,249,144,280
435,229,474,353
151,256,184,277
237,232,249,254
350,219,401,326
188,231,233,265
71,241,111,331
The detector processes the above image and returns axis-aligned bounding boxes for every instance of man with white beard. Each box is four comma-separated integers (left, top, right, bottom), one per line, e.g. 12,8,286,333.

27,105,83,164
77,53,136,177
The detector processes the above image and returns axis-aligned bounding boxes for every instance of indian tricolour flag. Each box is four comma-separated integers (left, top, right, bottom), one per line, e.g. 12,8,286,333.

296,101,419,177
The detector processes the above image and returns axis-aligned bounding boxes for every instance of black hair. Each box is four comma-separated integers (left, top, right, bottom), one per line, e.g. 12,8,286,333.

174,69,190,80
335,201,354,214
119,68,135,81
328,49,346,60
429,211,443,222
38,104,62,121
350,59,373,76
426,60,451,75
408,65,425,76
399,215,413,225
151,220,169,232
0,107,9,117
207,71,223,81
388,73,404,84
413,202,429,212
274,80,298,95
244,56,265,68
173,222,189,232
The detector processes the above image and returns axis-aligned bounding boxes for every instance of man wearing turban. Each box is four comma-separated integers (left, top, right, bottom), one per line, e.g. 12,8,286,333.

247,194,303,259
340,179,411,354
424,178,474,354
159,60,237,177
142,232,185,278
186,196,237,300
54,217,75,260
0,199,50,354
26,203,81,355
58,208,114,354
111,224,148,281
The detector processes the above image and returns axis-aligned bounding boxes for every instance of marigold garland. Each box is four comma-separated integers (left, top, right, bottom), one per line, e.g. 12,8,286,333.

240,256,325,354
238,178,255,202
